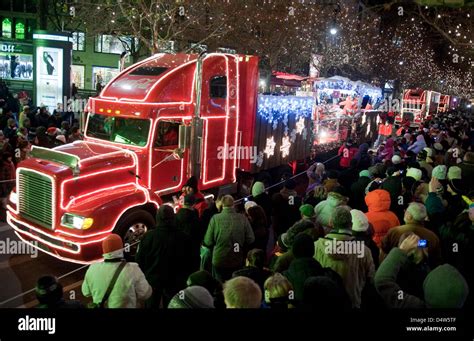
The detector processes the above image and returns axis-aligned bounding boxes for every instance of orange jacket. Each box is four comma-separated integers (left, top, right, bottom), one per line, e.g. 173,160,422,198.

364,189,400,247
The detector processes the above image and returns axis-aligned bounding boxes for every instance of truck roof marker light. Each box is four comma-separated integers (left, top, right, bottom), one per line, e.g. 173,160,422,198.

115,110,121,114
134,112,140,116
107,109,112,113
99,108,104,112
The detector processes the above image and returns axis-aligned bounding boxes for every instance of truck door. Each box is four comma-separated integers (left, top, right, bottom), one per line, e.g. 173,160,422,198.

150,118,188,195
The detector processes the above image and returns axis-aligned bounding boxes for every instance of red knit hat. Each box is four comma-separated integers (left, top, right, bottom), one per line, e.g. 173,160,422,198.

102,234,123,254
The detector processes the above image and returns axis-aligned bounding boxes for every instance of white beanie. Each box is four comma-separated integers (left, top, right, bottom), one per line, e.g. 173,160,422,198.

244,201,258,213
432,165,447,180
392,155,402,165
252,181,265,197
351,209,369,232
406,167,422,181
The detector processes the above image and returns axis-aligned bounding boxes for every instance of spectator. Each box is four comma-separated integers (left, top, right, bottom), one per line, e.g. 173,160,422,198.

35,275,83,309
283,233,325,304
49,103,63,128
136,205,196,308
375,234,469,308
82,234,152,308
180,176,208,217
304,185,328,207
417,148,434,178
263,273,294,309
232,249,272,292
351,209,380,268
365,189,400,247
19,105,29,128
381,202,441,266
68,126,83,143
407,134,427,154
186,270,225,309
223,276,262,308
314,207,375,308
306,162,326,193
176,194,202,272
0,153,15,201
245,203,269,251
251,181,272,222
271,179,301,236
168,286,215,309
459,151,474,192
204,195,255,282
350,170,372,211
338,139,358,169
314,190,347,232
322,170,341,193
301,275,352,311
353,143,372,171
36,106,50,128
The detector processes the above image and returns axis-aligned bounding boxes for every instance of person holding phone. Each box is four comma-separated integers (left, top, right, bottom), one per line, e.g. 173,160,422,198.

375,233,469,309
381,202,441,267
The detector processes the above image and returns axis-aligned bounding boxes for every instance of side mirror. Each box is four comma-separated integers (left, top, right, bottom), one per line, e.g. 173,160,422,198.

178,125,191,150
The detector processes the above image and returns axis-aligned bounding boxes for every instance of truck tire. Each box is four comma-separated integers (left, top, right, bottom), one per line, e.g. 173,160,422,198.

114,209,155,257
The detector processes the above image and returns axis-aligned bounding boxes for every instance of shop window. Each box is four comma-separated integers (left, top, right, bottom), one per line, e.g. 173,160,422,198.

2,18,12,38
71,65,85,89
72,32,85,51
95,34,137,54
15,20,25,40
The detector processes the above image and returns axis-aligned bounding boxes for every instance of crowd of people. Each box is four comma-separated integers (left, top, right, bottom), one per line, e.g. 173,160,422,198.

32,109,474,310
0,82,83,214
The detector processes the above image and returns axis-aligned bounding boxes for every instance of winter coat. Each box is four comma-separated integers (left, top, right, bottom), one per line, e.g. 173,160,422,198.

82,261,152,308
353,231,380,269
284,257,324,302
381,223,442,267
353,143,372,171
271,189,301,236
136,221,196,291
407,135,427,154
338,145,358,168
176,207,202,272
381,176,404,222
380,138,395,161
314,230,375,308
314,193,346,231
323,178,341,194
350,176,371,211
253,192,272,223
365,189,400,247
459,161,474,192
204,207,255,269
232,266,272,293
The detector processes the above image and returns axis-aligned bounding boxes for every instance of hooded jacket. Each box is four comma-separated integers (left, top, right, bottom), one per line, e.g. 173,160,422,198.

314,193,346,230
365,189,400,247
353,143,372,170
380,138,395,161
314,230,375,308
407,135,427,154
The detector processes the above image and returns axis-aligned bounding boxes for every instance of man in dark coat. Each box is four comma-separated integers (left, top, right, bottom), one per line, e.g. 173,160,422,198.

459,152,474,193
176,194,202,272
136,205,197,308
350,170,371,211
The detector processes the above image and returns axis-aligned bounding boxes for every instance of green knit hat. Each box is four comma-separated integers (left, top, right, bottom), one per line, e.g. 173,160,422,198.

359,170,371,178
423,264,469,308
299,204,315,218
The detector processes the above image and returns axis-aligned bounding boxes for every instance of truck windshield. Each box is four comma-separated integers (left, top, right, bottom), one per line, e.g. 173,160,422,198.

86,113,150,147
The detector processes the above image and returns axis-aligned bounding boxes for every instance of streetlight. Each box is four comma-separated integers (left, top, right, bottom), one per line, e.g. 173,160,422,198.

330,27,338,35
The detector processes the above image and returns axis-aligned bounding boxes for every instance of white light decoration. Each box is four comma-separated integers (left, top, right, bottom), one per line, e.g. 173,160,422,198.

264,136,276,157
290,129,297,143
280,135,291,158
256,151,264,167
296,116,305,134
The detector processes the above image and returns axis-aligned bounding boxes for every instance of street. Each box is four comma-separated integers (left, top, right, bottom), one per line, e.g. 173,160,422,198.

0,221,88,308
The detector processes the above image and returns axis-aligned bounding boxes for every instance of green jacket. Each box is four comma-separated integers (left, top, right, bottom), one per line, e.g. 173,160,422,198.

204,207,255,269
375,248,425,308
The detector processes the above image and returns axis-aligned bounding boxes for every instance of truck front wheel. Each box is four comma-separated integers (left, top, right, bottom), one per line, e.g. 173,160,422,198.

114,209,155,256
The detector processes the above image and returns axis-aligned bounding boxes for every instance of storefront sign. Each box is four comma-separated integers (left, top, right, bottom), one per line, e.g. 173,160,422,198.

0,41,34,55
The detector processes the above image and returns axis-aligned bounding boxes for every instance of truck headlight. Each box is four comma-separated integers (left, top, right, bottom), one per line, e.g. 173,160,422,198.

9,191,17,204
61,214,94,230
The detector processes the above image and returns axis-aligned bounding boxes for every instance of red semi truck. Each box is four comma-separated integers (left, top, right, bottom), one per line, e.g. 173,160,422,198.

7,53,313,263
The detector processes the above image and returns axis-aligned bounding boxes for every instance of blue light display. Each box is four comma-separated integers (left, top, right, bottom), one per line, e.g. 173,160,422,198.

257,95,314,123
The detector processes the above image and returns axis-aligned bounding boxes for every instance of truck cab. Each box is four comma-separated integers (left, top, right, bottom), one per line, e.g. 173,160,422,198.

7,53,259,263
